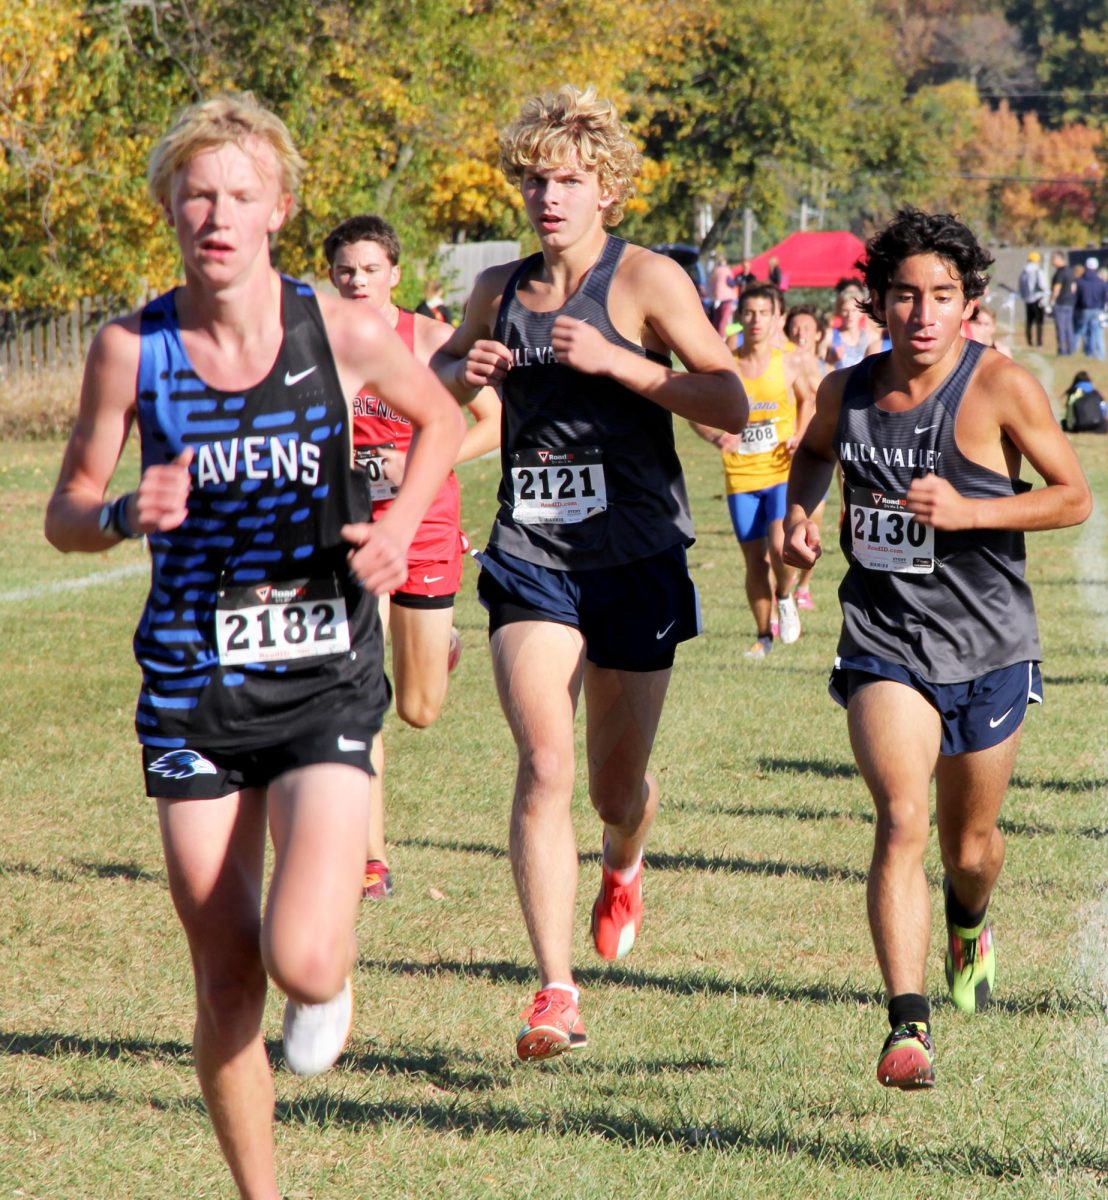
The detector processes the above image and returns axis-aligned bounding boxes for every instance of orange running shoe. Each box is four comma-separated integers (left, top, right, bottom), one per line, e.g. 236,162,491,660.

591,853,643,961
516,987,587,1061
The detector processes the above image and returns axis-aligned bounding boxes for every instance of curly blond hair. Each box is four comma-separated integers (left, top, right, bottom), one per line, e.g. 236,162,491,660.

148,93,304,212
499,85,641,227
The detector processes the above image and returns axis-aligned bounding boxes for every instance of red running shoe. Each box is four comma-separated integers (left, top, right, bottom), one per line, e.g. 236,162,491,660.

447,626,462,674
516,987,587,1061
361,859,393,900
876,1022,935,1089
591,853,643,961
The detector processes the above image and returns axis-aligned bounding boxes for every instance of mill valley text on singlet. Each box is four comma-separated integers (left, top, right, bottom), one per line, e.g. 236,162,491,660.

835,340,1041,682
490,235,694,570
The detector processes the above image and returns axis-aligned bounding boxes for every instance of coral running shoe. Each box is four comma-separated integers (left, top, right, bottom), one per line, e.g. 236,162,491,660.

283,977,354,1077
944,881,996,1013
591,853,643,961
876,1022,935,1089
361,859,393,900
795,587,814,611
516,987,587,1061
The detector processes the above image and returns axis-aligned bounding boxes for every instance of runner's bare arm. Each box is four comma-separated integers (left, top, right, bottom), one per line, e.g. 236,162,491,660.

416,314,501,465
45,318,193,552
785,355,817,453
429,265,515,401
688,420,742,454
907,359,1091,532
550,251,746,431
783,371,844,568
322,296,465,594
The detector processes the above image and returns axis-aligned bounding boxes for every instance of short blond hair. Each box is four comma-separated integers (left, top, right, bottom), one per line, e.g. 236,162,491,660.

499,85,641,227
148,93,304,211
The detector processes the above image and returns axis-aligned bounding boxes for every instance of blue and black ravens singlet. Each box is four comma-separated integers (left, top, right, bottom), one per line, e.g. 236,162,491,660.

133,276,387,752
835,339,1042,683
489,236,695,570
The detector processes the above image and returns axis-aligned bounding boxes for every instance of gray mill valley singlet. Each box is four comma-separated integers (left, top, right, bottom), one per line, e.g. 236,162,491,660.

835,340,1042,683
489,235,695,570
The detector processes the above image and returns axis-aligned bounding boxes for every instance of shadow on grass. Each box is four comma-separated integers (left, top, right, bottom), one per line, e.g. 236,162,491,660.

0,1030,191,1064
1041,672,1108,686
0,860,163,883
694,802,1106,841
754,757,857,780
357,957,1101,1017
395,837,868,885
268,1092,1108,1178
361,957,877,1008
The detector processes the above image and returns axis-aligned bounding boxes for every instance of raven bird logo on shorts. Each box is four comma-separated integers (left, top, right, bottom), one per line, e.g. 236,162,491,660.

149,749,219,780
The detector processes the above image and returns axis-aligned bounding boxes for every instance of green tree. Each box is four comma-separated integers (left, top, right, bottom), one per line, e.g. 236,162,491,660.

625,0,931,252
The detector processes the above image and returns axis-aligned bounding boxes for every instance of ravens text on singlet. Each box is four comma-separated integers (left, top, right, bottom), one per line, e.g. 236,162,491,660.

133,276,388,752
489,235,695,570
835,340,1041,683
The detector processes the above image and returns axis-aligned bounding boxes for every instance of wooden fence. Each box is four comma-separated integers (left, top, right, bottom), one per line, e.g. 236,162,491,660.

0,297,136,381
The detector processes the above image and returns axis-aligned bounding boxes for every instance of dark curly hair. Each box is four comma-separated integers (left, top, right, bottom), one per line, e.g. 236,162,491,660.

858,208,993,326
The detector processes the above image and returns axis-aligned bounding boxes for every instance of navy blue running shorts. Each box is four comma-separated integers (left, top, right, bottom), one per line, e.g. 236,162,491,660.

141,714,379,800
475,542,701,672
829,655,1043,755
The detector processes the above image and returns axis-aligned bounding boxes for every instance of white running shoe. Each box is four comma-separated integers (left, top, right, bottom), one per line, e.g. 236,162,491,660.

777,595,801,645
283,977,353,1077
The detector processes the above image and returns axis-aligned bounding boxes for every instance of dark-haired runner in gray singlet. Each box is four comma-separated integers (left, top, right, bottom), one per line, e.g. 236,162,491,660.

783,208,1090,1091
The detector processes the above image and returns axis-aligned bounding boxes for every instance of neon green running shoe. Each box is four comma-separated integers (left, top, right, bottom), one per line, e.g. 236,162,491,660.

876,1022,935,1089
944,880,996,1013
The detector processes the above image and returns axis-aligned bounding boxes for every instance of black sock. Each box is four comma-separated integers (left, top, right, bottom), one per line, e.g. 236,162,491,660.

944,878,988,931
888,993,930,1030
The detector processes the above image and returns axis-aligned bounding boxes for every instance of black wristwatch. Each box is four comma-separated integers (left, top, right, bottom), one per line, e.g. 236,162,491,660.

98,494,141,539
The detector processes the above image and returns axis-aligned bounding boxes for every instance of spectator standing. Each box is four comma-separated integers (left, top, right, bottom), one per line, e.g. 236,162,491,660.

1074,256,1108,361
709,253,740,337
1049,251,1077,356
1017,251,1048,347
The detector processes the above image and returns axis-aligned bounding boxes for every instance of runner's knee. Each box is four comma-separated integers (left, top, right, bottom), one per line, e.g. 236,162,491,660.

263,933,349,1006
873,798,930,853
514,743,575,805
193,956,268,1040
938,824,1001,876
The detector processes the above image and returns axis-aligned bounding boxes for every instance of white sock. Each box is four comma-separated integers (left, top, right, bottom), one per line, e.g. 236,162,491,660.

544,981,579,1003
604,852,642,885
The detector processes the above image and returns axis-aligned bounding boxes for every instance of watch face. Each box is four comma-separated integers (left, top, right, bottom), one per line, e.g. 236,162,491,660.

98,502,113,534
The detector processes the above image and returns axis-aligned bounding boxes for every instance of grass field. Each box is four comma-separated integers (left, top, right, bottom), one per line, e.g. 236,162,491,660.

1,346,1105,1198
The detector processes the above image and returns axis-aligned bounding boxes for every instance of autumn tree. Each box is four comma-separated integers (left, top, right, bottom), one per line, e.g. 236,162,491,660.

622,0,932,252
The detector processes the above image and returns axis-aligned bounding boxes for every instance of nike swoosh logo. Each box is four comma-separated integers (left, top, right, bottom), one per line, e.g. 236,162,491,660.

656,620,676,640
988,707,1015,729
337,735,367,752
423,575,444,584
914,423,938,434
284,366,318,386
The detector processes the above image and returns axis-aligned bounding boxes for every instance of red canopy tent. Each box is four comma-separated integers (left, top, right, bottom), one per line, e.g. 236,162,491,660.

747,231,866,289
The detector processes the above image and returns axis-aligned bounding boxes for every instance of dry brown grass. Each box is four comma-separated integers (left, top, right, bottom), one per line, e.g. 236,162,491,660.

0,365,83,441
